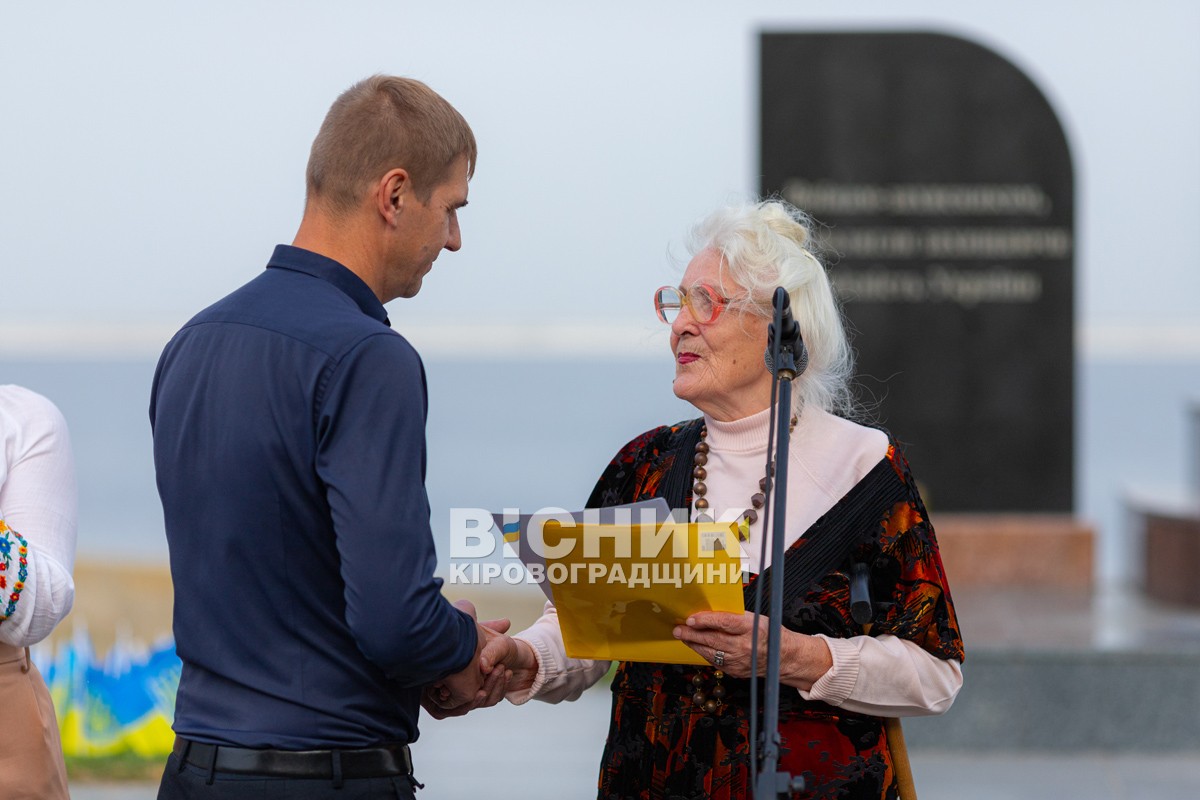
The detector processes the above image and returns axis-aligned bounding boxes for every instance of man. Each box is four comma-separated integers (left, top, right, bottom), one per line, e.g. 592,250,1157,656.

151,75,504,798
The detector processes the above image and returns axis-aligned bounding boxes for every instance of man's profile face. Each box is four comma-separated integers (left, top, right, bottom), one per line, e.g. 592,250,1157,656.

387,155,470,300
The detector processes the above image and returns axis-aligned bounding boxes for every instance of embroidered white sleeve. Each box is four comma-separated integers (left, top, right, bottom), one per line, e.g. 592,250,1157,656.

0,387,78,647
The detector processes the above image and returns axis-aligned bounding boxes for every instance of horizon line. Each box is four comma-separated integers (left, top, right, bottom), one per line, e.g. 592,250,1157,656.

2,321,1199,361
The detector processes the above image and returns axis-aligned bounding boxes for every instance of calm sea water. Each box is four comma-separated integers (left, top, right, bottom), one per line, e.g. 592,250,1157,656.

2,356,1198,583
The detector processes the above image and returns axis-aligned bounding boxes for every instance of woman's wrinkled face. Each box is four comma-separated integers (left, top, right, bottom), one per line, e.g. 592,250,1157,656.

669,249,773,421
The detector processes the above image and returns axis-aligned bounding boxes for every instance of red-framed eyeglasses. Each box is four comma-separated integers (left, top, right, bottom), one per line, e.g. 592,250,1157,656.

654,283,731,325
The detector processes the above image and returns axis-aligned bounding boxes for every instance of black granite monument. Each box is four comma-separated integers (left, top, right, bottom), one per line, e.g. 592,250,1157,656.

761,32,1075,513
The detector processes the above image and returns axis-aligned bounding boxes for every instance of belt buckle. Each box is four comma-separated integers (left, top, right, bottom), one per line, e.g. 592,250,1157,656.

398,743,413,775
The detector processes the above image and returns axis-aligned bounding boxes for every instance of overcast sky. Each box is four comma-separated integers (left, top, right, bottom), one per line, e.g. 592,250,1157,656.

1,0,1197,359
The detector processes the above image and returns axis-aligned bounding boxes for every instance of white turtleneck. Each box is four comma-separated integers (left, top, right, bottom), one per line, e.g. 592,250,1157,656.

697,405,887,574
509,407,962,717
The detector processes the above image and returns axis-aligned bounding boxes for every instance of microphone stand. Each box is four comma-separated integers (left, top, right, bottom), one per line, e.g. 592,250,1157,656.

753,288,806,799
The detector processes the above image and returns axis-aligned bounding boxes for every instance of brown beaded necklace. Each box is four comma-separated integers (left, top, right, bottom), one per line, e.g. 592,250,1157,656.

691,415,798,540
688,414,797,712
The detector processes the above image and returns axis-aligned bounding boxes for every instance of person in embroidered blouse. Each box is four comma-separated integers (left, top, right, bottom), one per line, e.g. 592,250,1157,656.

454,199,964,800
0,384,77,800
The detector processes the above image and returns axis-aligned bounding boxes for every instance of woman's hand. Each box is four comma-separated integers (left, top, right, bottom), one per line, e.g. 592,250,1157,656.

674,611,833,691
480,631,538,695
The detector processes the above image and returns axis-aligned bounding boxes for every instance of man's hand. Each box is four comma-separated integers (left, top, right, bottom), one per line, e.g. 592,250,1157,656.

421,599,520,719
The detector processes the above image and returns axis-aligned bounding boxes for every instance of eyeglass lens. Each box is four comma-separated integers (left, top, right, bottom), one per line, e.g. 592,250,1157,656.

655,285,717,324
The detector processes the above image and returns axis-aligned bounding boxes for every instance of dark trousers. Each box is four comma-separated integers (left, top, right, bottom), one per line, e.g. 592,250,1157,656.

157,753,418,800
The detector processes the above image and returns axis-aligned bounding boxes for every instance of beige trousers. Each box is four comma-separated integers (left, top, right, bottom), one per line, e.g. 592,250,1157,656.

0,642,70,800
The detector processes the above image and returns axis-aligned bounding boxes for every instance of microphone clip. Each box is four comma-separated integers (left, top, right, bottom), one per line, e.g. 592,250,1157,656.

764,288,809,379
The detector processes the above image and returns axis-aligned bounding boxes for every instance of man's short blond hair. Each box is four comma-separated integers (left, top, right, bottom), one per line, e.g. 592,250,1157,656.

305,75,477,213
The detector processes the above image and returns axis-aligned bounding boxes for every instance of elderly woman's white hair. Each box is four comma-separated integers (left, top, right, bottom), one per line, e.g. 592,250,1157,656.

686,198,856,418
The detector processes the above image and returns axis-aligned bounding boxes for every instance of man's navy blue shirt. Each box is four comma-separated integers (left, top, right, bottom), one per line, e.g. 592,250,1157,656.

150,245,477,749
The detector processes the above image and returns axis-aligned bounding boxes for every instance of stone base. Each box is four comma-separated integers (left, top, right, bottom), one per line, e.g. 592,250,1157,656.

903,646,1200,751
933,514,1094,589
1142,509,1200,606
903,583,1200,751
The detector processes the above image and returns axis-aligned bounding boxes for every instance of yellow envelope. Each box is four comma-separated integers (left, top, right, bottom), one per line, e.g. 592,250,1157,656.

542,520,746,665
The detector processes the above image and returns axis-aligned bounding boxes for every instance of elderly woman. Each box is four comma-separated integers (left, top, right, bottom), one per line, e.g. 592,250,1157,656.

475,199,963,799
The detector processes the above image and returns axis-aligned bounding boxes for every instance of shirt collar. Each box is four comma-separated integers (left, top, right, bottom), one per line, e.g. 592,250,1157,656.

266,244,390,326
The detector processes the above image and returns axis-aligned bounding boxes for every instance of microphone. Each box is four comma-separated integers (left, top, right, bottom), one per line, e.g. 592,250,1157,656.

764,342,809,376
764,288,808,377
849,562,873,625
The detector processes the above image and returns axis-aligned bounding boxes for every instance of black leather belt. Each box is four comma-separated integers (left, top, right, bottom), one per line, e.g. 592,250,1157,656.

172,736,413,780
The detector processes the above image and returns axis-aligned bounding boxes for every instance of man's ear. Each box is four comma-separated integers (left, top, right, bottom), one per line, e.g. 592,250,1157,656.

376,168,411,225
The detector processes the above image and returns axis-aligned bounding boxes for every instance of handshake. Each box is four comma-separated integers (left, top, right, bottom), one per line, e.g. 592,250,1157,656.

421,599,539,719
